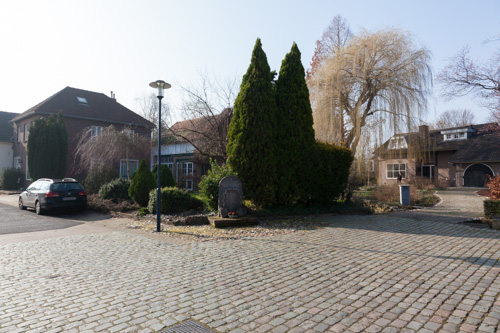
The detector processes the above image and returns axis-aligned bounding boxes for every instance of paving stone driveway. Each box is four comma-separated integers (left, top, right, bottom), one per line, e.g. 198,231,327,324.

1,197,500,332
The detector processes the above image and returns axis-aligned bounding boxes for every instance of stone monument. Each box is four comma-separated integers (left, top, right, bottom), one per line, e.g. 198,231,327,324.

218,175,246,218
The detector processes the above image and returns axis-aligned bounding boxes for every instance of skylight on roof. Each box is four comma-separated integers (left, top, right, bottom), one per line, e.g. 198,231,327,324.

77,97,88,105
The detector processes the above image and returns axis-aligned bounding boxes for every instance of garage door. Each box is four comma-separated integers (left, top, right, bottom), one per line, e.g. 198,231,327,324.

463,164,494,187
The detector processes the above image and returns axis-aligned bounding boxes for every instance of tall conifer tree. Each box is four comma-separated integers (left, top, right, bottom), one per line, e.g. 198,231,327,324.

226,39,278,206
275,43,316,205
27,113,68,180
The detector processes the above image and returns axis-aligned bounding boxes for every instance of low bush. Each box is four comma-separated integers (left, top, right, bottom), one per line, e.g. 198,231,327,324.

98,178,131,202
199,160,235,211
410,176,435,191
148,187,204,214
87,194,139,213
484,199,500,219
0,168,22,190
371,184,424,205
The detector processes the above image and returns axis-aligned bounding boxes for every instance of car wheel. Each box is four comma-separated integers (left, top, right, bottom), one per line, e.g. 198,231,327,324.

18,197,27,210
35,201,43,215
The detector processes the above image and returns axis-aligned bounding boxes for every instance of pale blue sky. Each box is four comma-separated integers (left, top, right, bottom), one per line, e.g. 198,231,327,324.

1,0,498,124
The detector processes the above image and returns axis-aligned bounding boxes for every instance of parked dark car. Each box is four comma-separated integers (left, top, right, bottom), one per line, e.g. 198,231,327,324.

18,178,87,215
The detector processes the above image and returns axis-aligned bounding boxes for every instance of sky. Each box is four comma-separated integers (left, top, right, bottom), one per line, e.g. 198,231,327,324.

1,0,499,125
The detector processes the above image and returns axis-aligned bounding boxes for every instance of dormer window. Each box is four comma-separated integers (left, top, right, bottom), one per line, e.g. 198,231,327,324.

442,129,468,141
388,136,407,150
77,97,88,105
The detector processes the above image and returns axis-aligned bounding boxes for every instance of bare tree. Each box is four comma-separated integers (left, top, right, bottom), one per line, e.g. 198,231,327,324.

74,125,151,179
438,45,500,116
434,109,475,129
135,92,171,139
168,73,238,162
308,21,433,157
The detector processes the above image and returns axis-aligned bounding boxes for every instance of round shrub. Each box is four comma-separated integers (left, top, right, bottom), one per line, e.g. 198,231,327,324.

98,178,131,202
199,160,234,211
148,187,204,214
0,168,22,190
128,159,155,207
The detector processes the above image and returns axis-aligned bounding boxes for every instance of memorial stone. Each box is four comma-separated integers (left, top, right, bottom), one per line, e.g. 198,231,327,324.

218,175,246,217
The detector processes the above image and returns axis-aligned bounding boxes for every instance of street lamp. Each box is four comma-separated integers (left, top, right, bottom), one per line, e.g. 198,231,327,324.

149,80,171,232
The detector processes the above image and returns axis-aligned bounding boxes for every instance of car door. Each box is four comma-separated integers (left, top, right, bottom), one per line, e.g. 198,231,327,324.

24,181,39,208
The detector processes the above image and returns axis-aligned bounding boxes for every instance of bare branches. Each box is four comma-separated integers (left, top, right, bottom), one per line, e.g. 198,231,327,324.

434,109,475,129
74,125,151,179
438,45,500,117
168,73,238,162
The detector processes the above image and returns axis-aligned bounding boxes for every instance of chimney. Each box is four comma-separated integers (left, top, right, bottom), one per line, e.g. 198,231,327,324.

110,91,116,100
419,125,429,138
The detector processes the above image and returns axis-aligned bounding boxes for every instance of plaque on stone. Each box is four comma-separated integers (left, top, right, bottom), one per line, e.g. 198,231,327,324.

218,175,246,218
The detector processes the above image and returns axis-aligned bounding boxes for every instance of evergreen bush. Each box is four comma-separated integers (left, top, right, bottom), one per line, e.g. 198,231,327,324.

199,160,235,211
0,168,22,190
152,163,176,188
128,159,155,207
148,187,204,214
98,178,131,202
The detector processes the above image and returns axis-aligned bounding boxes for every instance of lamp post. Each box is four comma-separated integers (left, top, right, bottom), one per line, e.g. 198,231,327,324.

149,80,171,232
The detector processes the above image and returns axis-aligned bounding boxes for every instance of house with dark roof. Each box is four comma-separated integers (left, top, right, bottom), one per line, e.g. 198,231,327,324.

10,87,154,187
374,123,500,187
154,108,232,191
0,111,18,173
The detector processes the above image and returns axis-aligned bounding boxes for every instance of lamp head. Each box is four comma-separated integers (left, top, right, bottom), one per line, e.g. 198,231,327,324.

149,80,171,98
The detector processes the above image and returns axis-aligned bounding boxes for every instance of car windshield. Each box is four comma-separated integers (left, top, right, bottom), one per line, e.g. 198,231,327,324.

51,183,83,191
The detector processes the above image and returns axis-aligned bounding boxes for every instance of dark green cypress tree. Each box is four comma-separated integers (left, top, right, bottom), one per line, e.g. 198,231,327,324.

152,163,176,188
128,159,155,207
275,43,316,205
27,112,68,180
226,38,278,206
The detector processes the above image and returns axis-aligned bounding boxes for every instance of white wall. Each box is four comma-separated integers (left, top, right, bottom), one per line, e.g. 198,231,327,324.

0,142,13,172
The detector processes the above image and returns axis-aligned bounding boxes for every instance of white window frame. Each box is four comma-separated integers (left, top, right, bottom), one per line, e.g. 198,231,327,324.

387,163,406,179
183,162,194,176
120,159,139,179
17,126,21,143
23,123,28,142
14,157,22,169
185,179,193,191
91,126,103,138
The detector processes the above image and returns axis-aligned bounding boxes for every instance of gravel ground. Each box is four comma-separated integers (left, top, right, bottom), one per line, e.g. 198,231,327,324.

126,213,343,242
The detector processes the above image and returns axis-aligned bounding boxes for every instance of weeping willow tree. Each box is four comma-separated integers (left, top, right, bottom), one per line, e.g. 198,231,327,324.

307,17,433,179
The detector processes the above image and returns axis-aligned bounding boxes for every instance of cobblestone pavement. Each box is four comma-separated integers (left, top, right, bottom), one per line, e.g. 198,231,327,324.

1,209,500,333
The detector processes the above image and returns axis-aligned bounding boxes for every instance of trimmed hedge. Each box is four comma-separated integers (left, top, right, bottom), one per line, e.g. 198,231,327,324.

305,142,354,205
148,187,204,214
484,199,500,219
0,168,22,190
